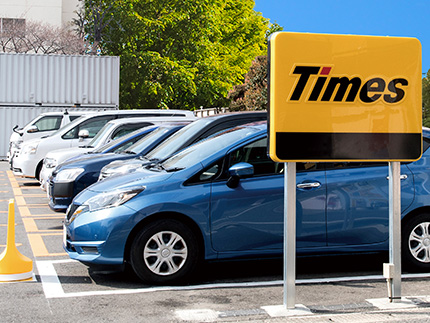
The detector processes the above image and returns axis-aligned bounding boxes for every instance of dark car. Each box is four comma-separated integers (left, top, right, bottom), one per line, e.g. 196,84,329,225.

49,112,266,212
48,122,190,212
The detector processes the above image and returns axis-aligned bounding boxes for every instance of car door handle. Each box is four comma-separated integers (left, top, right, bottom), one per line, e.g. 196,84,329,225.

297,182,321,189
386,174,408,180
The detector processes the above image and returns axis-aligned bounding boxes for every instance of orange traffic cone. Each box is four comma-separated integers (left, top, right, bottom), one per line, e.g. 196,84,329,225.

0,199,33,281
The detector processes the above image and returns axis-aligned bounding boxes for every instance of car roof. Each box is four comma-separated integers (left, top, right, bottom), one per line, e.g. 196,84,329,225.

103,117,195,127
36,110,103,116
197,111,266,121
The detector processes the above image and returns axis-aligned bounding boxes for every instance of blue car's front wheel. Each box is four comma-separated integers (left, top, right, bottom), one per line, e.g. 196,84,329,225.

402,213,430,271
130,219,200,284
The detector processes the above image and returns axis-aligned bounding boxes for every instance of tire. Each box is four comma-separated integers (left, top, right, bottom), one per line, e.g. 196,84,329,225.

402,213,430,271
130,219,200,284
35,161,43,181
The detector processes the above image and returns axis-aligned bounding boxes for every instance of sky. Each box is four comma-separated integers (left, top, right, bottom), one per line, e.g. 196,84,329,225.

254,0,430,76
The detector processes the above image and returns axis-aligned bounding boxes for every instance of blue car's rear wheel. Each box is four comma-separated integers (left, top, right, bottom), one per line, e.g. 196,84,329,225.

402,213,430,271
130,219,199,284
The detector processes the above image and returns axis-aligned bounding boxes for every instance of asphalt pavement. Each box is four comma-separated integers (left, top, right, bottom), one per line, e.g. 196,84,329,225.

0,160,429,322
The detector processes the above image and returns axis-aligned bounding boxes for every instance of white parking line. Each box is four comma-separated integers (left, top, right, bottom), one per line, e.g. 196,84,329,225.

36,259,430,299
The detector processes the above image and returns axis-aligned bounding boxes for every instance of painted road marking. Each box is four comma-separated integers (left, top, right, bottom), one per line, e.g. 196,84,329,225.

6,171,67,257
22,217,63,232
36,259,430,299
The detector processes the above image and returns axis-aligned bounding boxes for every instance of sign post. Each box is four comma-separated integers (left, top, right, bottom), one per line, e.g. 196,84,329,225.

283,162,296,309
268,32,422,309
389,161,402,300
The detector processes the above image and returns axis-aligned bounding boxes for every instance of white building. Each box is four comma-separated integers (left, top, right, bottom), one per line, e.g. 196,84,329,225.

0,0,80,27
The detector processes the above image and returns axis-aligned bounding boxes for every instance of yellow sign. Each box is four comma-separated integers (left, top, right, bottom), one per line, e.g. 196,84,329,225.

268,32,422,162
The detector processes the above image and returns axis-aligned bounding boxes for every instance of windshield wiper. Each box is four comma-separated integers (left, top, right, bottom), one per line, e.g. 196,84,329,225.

122,150,136,155
149,163,166,172
165,167,184,172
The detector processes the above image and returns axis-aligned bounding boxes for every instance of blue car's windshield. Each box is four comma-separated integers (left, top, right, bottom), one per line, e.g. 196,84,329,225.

160,125,264,171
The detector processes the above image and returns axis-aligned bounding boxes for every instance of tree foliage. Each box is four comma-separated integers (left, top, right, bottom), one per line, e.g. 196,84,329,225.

228,22,283,111
228,55,267,111
80,0,269,109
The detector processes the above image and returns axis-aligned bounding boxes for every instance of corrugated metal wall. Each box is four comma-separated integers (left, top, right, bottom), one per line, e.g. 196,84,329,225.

0,53,120,107
0,106,117,159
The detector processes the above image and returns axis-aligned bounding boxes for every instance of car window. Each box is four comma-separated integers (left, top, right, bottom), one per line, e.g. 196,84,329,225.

94,130,155,153
146,118,215,160
111,123,152,140
33,116,62,132
69,115,81,121
62,116,115,139
161,125,264,171
424,137,430,152
186,159,225,185
228,138,323,176
229,138,279,176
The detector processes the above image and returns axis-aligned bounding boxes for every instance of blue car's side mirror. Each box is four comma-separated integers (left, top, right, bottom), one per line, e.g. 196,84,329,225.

227,162,254,188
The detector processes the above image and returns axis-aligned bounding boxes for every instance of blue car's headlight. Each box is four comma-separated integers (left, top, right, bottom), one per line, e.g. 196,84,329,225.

69,186,145,222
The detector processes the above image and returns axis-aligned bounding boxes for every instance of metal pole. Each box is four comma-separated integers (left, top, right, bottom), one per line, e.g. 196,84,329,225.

284,162,296,309
388,161,402,301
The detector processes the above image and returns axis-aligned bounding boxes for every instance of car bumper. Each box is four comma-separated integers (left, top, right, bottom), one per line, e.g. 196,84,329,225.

63,204,136,266
48,180,74,212
12,153,38,178
39,166,55,191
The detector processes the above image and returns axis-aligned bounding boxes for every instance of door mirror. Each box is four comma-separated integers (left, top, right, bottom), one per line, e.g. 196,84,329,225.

227,162,254,188
27,125,38,133
78,129,89,141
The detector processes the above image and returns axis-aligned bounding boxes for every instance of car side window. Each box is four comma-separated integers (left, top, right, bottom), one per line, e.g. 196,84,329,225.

229,138,279,176
62,116,115,139
199,164,220,181
34,116,62,132
111,123,151,140
185,160,223,185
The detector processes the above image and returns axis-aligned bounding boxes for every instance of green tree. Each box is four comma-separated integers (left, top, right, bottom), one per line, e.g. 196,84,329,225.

423,69,430,127
228,55,267,111
228,22,283,111
80,0,268,110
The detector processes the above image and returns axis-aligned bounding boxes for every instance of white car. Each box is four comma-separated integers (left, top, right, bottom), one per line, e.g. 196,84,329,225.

7,110,89,162
39,116,194,190
11,109,196,180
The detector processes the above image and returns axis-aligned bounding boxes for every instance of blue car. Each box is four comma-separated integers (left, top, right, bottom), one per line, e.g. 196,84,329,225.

48,122,190,212
63,122,430,284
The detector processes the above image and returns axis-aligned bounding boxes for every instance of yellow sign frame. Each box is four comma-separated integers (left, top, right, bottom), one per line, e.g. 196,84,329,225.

268,32,422,162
